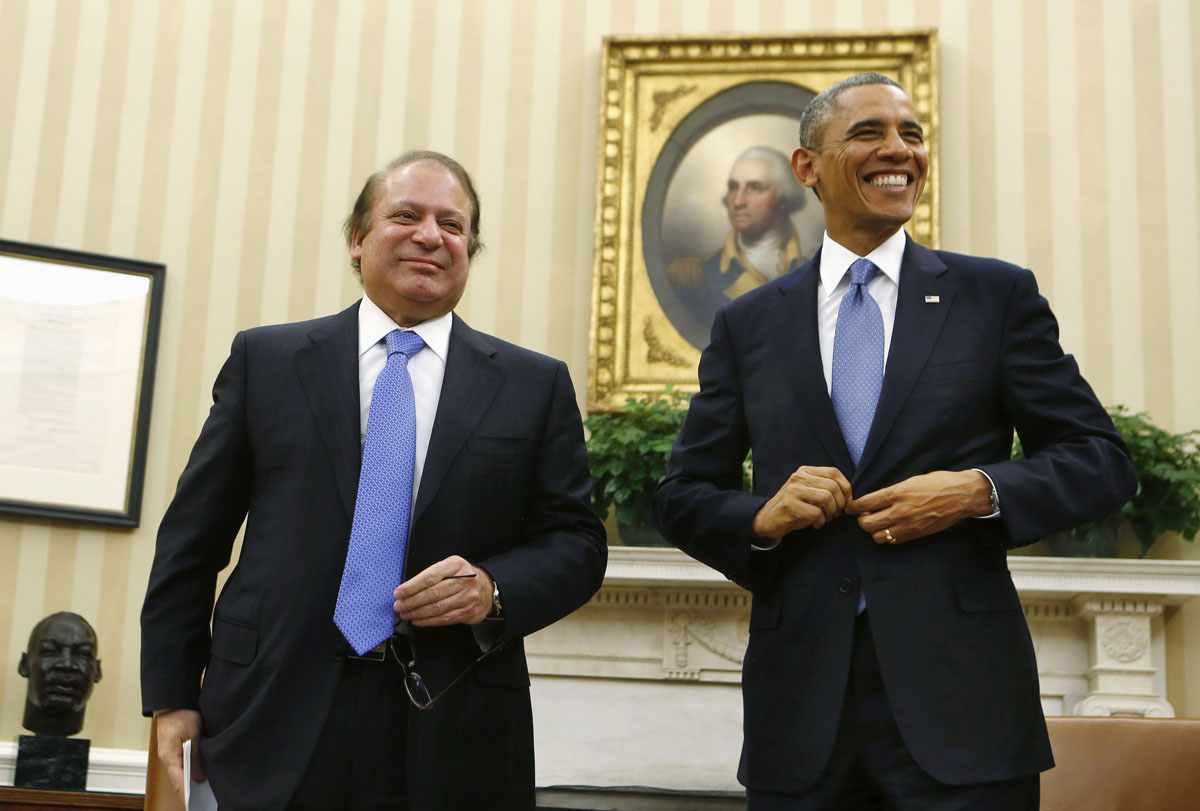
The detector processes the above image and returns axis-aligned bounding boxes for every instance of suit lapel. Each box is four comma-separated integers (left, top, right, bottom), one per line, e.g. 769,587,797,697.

855,239,954,475
774,252,855,472
412,314,503,525
296,302,362,520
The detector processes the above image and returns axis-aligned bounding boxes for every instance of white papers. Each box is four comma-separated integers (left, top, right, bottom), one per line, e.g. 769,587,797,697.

182,739,218,811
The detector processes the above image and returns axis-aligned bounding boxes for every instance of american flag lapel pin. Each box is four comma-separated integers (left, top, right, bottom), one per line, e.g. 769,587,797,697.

924,295,940,303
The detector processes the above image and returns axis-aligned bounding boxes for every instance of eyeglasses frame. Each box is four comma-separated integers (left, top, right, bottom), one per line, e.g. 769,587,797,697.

384,629,505,711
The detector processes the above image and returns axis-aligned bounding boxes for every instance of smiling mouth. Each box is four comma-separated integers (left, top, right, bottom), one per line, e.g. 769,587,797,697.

866,173,912,188
401,257,443,270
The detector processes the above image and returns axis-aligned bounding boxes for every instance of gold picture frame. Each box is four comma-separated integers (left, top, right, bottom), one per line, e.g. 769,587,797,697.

588,30,939,410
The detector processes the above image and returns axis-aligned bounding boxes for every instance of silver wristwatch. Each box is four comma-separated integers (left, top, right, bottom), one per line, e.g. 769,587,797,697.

489,578,503,617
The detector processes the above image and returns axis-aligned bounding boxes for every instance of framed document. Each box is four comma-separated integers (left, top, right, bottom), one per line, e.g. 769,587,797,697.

0,240,165,527
588,31,939,409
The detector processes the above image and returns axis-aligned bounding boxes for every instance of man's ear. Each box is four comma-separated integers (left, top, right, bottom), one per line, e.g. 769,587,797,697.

18,653,29,678
349,228,365,260
791,147,819,189
94,660,102,683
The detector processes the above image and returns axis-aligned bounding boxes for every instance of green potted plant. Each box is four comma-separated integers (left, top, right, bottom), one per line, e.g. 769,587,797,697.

585,389,691,546
1015,406,1200,556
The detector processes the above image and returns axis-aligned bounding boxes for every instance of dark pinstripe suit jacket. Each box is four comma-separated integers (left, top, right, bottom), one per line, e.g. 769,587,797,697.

141,301,606,810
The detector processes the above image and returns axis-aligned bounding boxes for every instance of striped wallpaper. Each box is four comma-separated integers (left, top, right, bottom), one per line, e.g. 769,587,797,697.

0,0,1197,752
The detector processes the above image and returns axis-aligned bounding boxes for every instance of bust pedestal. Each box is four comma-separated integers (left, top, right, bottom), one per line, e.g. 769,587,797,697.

13,736,89,791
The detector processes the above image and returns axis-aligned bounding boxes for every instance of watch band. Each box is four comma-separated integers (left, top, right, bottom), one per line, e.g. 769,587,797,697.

490,579,503,617
971,468,1001,517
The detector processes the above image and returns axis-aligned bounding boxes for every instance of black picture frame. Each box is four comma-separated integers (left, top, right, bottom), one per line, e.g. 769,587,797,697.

0,239,165,527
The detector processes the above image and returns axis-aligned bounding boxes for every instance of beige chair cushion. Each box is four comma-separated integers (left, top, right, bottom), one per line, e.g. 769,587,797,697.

1041,716,1200,811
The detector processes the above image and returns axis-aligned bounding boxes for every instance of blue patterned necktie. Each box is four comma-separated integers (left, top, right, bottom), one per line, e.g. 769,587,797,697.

334,329,425,655
831,259,883,615
831,258,884,469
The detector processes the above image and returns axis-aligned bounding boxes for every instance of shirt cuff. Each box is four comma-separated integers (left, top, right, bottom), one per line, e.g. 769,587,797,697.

471,617,504,651
971,468,1001,519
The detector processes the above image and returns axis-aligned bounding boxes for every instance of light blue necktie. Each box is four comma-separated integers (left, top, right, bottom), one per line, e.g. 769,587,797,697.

334,329,425,655
831,258,884,469
830,258,884,615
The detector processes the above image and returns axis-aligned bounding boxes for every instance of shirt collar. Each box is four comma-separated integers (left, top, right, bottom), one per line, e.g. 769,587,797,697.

358,294,452,363
817,228,907,299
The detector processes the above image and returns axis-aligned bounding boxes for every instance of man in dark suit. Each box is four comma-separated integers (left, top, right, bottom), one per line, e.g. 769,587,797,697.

653,74,1135,809
141,151,607,810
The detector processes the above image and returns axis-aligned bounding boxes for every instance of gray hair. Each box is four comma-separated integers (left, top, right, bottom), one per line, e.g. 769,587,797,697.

728,146,807,214
798,73,903,150
344,150,484,275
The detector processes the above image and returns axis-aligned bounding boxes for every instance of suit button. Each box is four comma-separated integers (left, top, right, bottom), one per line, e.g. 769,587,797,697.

836,578,853,594
332,643,346,662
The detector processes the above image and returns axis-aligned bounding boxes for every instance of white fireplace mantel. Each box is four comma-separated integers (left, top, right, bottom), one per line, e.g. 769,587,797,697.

599,546,1200,598
527,549,1200,789
1006,555,1200,603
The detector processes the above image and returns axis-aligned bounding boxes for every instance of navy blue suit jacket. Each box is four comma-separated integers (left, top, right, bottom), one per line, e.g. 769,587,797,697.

142,302,606,810
654,237,1135,793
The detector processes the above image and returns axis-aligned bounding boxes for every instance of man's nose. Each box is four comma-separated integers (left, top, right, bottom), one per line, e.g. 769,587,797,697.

50,651,76,668
877,128,911,158
411,216,443,246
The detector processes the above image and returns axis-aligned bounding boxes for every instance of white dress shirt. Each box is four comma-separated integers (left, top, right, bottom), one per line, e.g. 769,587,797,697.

752,228,997,550
357,294,452,505
816,228,906,390
814,228,1000,517
751,230,903,552
357,297,505,640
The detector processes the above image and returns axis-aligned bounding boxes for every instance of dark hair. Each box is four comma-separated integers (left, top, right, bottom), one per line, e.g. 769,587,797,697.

344,150,484,274
798,73,903,150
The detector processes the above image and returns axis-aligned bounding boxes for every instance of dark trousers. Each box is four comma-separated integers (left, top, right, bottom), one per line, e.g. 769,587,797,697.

287,656,411,810
748,614,1039,811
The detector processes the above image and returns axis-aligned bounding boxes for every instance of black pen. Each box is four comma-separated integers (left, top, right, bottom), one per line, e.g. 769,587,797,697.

441,574,477,580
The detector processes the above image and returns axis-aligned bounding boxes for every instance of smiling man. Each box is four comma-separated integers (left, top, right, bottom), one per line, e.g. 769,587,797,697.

142,151,606,810
654,74,1135,809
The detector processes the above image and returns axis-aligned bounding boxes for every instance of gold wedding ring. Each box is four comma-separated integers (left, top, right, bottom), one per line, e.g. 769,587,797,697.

884,529,896,544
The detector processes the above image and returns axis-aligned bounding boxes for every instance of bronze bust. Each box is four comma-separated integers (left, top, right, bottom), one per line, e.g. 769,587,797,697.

18,612,102,736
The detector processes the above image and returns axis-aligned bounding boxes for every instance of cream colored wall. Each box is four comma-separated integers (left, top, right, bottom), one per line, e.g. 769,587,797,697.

1,0,1197,753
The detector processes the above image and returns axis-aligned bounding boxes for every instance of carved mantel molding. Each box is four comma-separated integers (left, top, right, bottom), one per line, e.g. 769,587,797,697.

526,549,1200,717
601,547,1200,597
1006,556,1200,603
